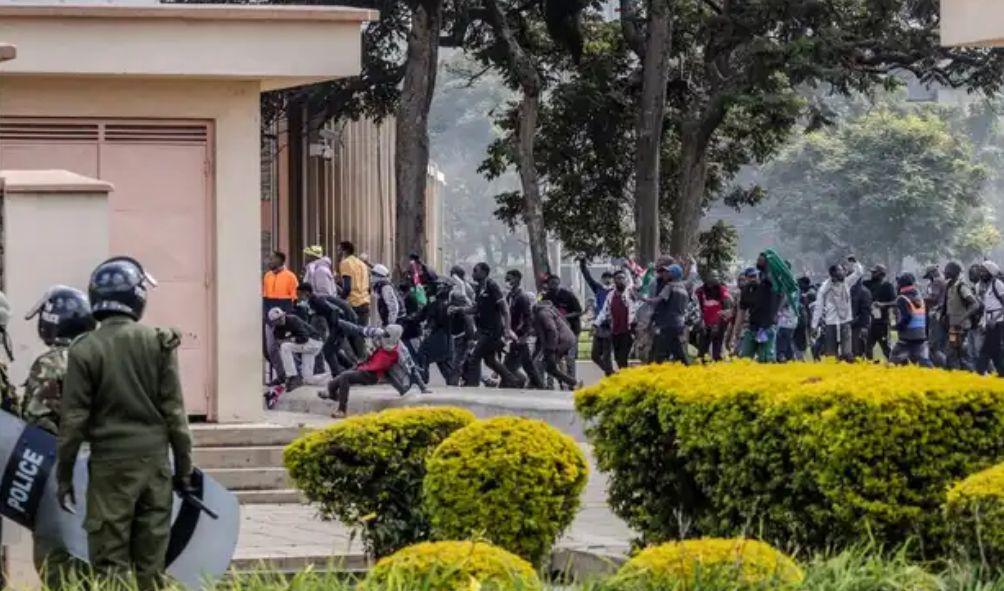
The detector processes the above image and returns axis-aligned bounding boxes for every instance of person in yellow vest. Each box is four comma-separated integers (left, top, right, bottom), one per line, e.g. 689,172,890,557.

890,272,933,367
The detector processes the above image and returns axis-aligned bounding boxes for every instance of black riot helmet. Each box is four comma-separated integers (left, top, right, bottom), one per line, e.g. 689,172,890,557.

26,286,96,346
88,257,158,321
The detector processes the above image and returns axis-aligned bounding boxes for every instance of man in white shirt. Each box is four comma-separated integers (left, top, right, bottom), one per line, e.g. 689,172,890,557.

811,257,863,361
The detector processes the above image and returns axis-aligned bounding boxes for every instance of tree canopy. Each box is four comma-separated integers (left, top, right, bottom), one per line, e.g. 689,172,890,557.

763,107,988,270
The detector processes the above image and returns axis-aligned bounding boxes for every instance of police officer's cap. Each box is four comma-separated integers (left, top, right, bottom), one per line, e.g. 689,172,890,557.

26,286,96,346
88,257,158,321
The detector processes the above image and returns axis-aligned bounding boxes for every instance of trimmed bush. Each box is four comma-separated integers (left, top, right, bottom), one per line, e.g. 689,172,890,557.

283,406,476,557
606,538,803,590
575,361,1004,554
946,462,1004,567
422,417,588,566
360,540,542,591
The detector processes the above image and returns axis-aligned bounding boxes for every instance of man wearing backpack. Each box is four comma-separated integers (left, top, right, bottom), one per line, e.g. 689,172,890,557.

976,261,1004,377
942,261,980,371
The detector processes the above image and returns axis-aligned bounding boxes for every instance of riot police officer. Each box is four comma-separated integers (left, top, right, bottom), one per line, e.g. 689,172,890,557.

23,286,95,587
56,257,193,589
23,286,96,434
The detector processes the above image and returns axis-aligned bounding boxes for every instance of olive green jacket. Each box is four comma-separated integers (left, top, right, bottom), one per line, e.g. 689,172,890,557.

57,316,193,494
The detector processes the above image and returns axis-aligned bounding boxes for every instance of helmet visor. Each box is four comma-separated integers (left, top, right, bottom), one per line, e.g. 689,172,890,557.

24,285,72,320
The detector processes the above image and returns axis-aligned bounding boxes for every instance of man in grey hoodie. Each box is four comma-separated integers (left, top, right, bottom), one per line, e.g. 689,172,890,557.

303,245,338,297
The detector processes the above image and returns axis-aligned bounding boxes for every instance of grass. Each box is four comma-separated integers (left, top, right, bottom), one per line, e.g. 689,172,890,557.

32,547,1004,590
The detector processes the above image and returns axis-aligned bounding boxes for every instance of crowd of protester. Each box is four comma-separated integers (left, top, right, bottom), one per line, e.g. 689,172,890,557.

262,243,1004,416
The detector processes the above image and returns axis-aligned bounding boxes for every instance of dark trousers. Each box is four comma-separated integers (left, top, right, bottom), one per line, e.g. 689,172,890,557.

977,322,1004,377
852,327,869,359
868,322,891,360
591,335,615,376
505,342,544,388
612,332,633,370
466,332,523,387
775,327,795,363
327,369,378,412
543,349,577,388
946,328,973,371
449,335,469,386
653,327,689,365
698,326,725,362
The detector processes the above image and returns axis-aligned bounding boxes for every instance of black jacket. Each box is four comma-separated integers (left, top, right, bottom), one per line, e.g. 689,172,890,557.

851,281,873,330
542,287,583,334
507,287,534,339
273,315,318,344
743,279,782,330
864,278,896,325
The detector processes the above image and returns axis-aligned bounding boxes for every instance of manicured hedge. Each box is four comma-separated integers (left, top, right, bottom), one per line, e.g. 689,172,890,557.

575,361,1004,554
946,462,1004,567
605,538,803,590
284,406,476,557
422,417,588,566
360,540,542,591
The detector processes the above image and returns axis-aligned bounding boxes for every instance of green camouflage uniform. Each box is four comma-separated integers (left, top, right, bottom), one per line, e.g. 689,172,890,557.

23,347,67,435
22,346,79,587
57,317,192,590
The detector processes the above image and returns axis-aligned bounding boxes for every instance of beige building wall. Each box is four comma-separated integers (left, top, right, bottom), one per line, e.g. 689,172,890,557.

0,170,111,385
0,76,263,423
941,0,1004,46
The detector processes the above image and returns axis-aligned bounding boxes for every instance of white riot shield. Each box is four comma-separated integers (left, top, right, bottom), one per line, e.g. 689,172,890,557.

0,412,239,589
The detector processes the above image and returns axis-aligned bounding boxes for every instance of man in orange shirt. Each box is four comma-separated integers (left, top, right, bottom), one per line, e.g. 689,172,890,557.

263,251,299,306
263,251,298,383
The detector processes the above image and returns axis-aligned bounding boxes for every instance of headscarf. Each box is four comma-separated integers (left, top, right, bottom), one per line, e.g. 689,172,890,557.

763,249,800,313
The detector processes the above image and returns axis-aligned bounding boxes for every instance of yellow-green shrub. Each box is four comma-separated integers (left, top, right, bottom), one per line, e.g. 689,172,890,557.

284,406,475,557
606,538,803,590
946,462,1004,567
422,417,588,566
575,361,1004,554
360,540,542,591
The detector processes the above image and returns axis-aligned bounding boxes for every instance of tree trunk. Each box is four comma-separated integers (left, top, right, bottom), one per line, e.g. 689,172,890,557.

671,123,708,255
484,0,551,284
514,91,551,284
395,0,442,272
631,0,672,265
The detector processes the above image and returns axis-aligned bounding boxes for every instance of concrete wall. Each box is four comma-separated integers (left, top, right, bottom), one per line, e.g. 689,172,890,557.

4,189,110,384
0,76,264,423
941,0,1004,46
0,4,372,89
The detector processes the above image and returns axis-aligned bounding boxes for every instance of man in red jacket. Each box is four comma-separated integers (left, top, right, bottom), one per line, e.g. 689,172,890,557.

324,324,403,418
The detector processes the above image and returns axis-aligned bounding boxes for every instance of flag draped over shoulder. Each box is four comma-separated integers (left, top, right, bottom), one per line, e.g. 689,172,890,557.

763,249,799,313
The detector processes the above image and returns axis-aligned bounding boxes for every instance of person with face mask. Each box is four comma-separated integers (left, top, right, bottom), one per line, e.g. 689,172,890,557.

414,279,456,384
811,257,863,361
863,264,896,360
594,269,637,371
695,272,732,362
890,273,933,367
941,261,980,370
503,269,544,388
648,264,691,364
976,261,1004,377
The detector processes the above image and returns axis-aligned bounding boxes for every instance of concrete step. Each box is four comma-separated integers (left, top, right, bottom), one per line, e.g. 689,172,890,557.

194,445,286,469
191,423,304,448
236,489,304,505
206,467,291,491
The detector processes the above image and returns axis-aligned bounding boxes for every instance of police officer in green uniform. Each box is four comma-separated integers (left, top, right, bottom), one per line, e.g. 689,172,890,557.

56,257,194,589
23,286,96,587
